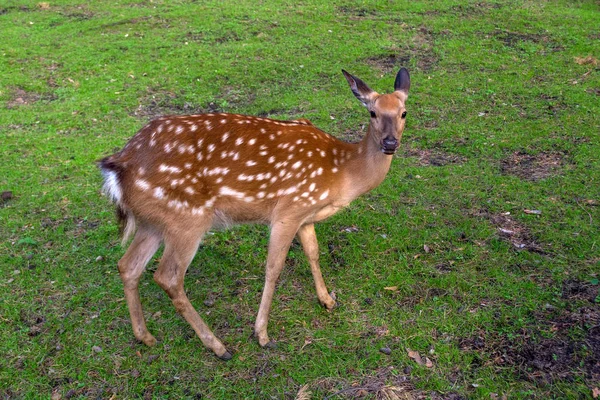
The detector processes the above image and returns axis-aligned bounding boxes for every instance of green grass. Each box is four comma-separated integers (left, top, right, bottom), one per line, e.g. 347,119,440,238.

1,0,599,398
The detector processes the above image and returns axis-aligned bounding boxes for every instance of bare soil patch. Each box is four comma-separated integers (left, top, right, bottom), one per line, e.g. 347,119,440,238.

405,147,466,167
366,27,439,73
132,88,203,119
500,151,565,181
299,366,464,399
493,29,563,52
474,209,544,253
7,87,55,109
460,280,599,386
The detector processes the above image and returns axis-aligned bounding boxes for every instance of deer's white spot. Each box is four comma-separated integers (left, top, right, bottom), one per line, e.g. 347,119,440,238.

246,160,257,167
221,132,229,142
319,189,329,200
159,164,182,174
248,138,257,145
291,161,302,170
175,126,184,134
332,167,339,173
219,186,245,199
320,150,326,157
309,183,316,192
164,143,173,153
151,187,164,199
184,187,195,195
268,156,276,164
207,144,216,153
220,119,227,124
191,207,204,216
190,124,198,132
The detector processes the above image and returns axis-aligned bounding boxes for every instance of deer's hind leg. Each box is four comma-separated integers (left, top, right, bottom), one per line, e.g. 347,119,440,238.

152,217,231,360
118,223,163,346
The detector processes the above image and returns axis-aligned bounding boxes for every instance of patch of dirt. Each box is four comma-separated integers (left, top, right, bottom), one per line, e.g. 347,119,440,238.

7,87,55,108
494,29,563,52
366,27,439,73
586,88,600,96
336,5,379,19
256,107,303,119
449,2,503,15
474,209,544,253
405,147,467,167
460,280,600,386
366,54,412,74
562,279,600,303
132,88,203,119
500,151,566,181
133,86,259,119
301,366,464,399
0,5,34,14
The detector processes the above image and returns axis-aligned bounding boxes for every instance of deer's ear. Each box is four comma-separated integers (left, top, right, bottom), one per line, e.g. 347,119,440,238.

394,68,410,95
342,70,377,107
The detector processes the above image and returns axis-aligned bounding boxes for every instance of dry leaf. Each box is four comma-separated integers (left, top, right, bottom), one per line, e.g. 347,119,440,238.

575,56,599,66
384,286,398,291
523,209,542,215
407,349,423,364
295,384,312,400
424,357,434,368
592,387,600,399
423,244,430,253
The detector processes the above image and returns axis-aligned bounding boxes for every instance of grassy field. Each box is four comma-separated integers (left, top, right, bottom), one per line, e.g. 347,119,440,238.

1,0,599,398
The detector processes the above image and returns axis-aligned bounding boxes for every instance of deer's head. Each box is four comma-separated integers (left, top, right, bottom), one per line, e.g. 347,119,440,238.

342,68,410,155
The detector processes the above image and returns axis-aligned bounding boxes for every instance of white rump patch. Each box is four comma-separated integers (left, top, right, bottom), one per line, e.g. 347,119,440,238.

101,169,122,204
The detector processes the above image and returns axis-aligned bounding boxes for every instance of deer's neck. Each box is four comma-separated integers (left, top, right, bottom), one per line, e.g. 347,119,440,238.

337,127,393,203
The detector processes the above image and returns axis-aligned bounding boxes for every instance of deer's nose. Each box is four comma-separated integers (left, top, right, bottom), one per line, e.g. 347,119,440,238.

382,137,398,150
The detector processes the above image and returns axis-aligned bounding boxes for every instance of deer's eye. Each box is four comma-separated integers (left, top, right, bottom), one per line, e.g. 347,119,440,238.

401,111,407,119
370,111,377,118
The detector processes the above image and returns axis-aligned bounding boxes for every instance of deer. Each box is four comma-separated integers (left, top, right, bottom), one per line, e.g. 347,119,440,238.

98,68,410,360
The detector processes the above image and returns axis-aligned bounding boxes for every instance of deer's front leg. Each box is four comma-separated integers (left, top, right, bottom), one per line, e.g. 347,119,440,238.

297,223,336,310
254,220,300,347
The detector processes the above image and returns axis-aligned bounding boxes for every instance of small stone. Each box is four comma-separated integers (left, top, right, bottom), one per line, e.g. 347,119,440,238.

95,256,103,262
379,347,392,355
1,191,13,201
203,298,215,307
92,345,102,353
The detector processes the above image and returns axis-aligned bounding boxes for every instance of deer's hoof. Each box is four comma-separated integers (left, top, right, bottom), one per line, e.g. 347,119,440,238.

139,334,157,347
217,350,233,361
